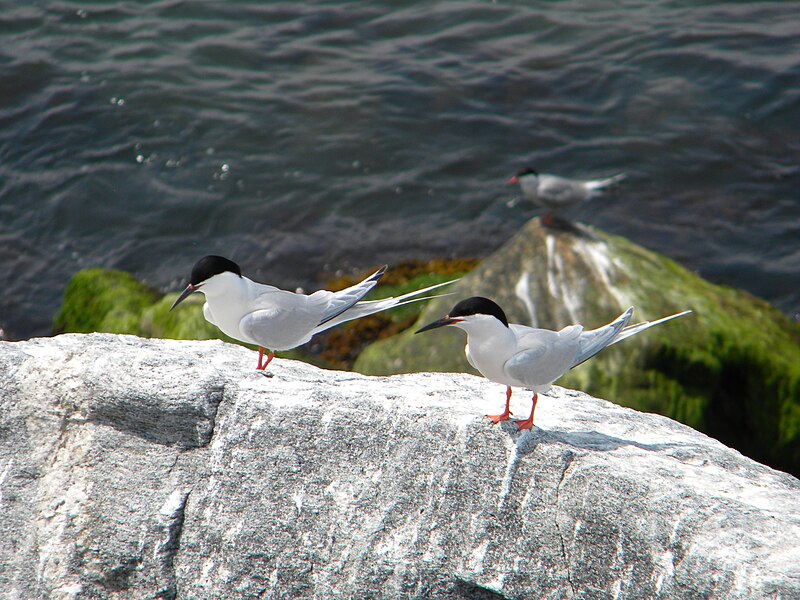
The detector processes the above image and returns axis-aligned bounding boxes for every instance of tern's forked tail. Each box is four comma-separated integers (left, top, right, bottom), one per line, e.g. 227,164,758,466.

586,173,626,191
309,278,459,336
569,307,692,370
609,309,693,346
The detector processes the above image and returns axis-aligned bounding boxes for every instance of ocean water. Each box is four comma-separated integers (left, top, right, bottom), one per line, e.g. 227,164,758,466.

1,0,798,341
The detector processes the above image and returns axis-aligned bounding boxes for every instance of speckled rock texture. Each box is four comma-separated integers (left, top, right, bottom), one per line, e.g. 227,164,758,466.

1,334,798,599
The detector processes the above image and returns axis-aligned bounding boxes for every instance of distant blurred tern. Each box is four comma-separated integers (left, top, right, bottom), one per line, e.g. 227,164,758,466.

171,255,457,371
508,167,625,223
416,297,691,430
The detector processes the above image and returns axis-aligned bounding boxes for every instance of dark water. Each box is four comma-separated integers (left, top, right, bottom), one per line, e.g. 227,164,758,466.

1,1,798,341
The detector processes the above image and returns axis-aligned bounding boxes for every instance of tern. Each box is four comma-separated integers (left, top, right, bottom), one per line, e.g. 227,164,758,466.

508,167,625,224
170,255,457,371
416,297,691,430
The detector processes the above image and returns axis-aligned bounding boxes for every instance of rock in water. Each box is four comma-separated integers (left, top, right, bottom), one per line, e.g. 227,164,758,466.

355,217,800,477
1,334,798,598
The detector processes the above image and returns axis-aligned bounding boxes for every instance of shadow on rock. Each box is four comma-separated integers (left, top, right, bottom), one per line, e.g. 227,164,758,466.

503,423,692,456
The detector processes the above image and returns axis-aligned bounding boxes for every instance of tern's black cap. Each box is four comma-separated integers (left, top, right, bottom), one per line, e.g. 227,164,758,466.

190,255,242,285
449,296,509,327
515,167,538,177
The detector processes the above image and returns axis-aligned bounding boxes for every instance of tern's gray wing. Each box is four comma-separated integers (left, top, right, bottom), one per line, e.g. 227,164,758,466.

537,175,588,206
239,290,323,349
505,324,583,388
313,266,386,327
539,175,586,206
569,307,633,369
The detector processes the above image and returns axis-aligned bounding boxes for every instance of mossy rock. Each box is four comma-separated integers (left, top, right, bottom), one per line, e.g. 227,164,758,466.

355,218,800,476
53,269,160,336
52,269,226,341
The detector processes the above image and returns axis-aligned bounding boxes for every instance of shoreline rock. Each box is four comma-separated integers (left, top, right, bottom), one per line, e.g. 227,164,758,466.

356,218,800,477
1,334,798,598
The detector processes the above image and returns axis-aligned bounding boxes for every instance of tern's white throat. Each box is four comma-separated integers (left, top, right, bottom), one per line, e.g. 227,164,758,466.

455,314,519,384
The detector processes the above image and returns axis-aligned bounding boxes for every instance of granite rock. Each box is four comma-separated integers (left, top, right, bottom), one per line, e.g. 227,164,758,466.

1,334,798,599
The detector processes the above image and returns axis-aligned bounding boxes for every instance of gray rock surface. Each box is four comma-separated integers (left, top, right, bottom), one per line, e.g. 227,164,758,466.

1,334,798,599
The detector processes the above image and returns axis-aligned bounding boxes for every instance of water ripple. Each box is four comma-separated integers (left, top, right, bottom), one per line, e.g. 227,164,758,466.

0,1,798,339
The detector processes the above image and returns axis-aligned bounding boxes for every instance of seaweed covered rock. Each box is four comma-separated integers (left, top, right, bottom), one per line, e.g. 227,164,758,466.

52,268,224,342
355,218,800,476
52,269,160,337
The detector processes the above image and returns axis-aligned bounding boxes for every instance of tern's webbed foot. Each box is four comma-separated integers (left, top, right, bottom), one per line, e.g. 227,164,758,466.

487,410,512,425
514,417,534,431
515,392,538,430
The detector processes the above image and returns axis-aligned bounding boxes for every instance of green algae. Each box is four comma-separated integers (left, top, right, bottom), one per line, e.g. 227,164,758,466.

140,294,233,341
53,269,160,336
598,229,800,473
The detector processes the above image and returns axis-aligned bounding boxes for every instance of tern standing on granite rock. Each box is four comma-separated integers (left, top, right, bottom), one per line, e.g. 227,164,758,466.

508,167,626,223
416,296,691,430
171,255,457,371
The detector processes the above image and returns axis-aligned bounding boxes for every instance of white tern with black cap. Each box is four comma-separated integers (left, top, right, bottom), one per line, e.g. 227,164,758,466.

171,255,457,371
416,296,691,430
508,167,625,222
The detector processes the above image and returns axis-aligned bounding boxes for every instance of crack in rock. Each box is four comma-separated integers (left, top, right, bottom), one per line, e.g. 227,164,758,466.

203,383,226,448
154,488,191,600
554,450,577,598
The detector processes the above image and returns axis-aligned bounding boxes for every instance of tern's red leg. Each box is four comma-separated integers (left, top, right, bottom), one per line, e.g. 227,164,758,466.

487,386,514,424
542,213,554,227
515,392,538,431
256,347,275,371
